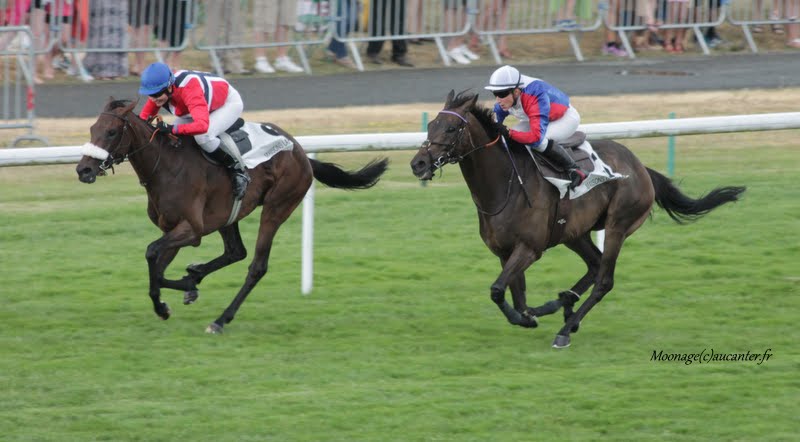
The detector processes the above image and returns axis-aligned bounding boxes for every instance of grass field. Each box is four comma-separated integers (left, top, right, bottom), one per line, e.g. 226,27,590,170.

1,92,799,440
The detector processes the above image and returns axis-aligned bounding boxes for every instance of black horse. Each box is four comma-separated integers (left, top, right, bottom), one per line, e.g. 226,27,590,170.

77,99,388,333
410,91,745,348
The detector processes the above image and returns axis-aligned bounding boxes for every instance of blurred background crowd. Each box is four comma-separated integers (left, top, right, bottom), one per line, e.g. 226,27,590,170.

0,0,798,84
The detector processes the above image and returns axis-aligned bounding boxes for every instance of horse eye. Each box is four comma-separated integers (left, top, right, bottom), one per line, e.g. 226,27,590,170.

445,126,456,133
107,129,118,138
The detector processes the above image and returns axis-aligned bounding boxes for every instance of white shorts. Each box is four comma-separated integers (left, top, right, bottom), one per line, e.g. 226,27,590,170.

174,87,244,152
513,105,581,152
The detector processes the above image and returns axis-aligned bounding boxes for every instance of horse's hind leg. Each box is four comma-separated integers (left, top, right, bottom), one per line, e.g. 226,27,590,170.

529,233,601,331
206,185,308,333
552,229,624,349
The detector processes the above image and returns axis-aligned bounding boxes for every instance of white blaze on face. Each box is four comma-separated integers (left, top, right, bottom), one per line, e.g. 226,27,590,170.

80,143,109,161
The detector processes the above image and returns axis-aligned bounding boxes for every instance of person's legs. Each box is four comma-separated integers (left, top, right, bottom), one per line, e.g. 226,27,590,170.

196,88,249,198
253,0,276,70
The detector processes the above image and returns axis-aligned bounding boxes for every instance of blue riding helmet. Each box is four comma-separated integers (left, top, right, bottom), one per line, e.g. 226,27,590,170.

139,62,174,95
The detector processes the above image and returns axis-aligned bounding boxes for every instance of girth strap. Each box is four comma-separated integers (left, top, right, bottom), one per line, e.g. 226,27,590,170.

547,196,571,248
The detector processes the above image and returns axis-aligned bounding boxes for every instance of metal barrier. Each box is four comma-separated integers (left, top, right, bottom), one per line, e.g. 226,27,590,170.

330,0,475,70
727,0,800,53
473,0,603,63
194,0,332,76
605,0,727,58
58,0,194,80
0,26,47,146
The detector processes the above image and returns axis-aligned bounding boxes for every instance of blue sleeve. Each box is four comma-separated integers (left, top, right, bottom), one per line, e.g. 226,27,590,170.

493,103,509,123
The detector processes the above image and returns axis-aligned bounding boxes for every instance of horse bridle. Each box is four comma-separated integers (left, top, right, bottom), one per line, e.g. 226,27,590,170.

98,111,162,184
421,108,532,215
421,110,497,170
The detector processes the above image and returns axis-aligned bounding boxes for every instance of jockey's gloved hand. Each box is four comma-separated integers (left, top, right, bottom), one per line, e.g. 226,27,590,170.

493,122,510,139
155,121,174,135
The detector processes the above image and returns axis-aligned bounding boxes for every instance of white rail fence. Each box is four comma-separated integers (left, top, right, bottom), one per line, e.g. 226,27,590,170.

2,112,799,293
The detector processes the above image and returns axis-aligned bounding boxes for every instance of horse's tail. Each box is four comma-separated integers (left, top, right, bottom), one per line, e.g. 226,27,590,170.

309,157,389,190
646,167,746,224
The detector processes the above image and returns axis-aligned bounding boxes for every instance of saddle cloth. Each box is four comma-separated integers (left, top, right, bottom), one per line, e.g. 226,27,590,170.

527,132,628,200
216,119,295,169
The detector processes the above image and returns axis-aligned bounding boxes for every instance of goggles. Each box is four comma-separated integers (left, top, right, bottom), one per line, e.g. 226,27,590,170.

149,88,169,99
492,89,513,98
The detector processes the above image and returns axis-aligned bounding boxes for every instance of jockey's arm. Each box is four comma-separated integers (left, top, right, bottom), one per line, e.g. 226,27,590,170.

139,100,160,121
509,91,551,148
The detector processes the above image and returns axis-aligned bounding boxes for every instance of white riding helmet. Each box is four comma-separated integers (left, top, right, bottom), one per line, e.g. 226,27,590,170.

485,65,522,91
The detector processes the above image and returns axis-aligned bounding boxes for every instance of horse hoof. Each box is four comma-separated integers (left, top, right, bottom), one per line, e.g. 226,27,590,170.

521,311,539,328
552,335,571,348
205,323,223,334
156,302,171,320
183,290,199,305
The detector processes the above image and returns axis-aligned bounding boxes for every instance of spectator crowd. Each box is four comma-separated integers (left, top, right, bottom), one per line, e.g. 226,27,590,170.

1,0,799,84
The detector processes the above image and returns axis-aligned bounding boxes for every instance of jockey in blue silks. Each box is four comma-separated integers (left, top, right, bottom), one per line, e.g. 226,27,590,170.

486,65,587,190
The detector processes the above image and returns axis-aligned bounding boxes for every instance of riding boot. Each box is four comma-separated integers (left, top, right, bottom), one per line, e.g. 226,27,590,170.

542,139,588,190
208,148,251,200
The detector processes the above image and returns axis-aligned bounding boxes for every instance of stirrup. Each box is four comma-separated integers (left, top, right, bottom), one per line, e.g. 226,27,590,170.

568,168,587,190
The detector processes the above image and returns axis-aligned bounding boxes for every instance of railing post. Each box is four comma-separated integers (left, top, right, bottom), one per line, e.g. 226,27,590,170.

302,153,316,295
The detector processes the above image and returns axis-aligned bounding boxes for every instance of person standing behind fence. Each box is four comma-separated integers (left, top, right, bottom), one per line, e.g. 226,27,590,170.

252,0,304,74
479,0,510,58
663,0,689,53
366,0,414,66
204,0,250,74
154,0,189,69
83,1,128,80
601,0,629,57
327,0,358,69
786,0,800,48
128,0,152,76
28,0,70,82
444,0,479,65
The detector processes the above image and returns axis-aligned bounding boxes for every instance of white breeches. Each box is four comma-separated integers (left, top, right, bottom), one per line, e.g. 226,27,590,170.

173,87,244,153
512,105,581,152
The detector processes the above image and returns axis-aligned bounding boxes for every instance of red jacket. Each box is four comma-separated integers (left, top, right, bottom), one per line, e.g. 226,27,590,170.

139,70,231,136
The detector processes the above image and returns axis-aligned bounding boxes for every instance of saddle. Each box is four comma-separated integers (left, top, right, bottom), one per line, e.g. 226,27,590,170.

531,131,595,177
204,119,295,170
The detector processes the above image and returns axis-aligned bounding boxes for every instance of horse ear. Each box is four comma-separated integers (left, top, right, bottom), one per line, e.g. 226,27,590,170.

445,90,455,108
103,96,117,111
469,93,479,107
123,100,137,114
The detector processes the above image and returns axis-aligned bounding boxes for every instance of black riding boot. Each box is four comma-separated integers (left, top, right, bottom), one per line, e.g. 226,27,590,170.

542,140,588,190
208,148,250,200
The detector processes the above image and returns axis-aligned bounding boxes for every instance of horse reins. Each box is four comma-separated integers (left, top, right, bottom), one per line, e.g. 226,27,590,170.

423,109,532,215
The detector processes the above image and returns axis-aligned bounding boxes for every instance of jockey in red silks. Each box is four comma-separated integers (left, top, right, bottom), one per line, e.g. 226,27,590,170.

486,65,587,190
138,62,250,199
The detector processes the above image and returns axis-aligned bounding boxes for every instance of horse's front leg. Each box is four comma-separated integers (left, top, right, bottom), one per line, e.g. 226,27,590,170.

508,273,538,328
181,223,247,304
491,247,539,328
145,221,201,320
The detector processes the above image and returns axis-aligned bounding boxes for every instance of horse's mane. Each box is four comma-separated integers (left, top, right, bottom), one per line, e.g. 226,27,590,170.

108,99,133,111
446,91,518,145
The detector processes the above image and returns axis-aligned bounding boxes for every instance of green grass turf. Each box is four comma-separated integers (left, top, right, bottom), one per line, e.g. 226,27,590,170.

0,138,797,441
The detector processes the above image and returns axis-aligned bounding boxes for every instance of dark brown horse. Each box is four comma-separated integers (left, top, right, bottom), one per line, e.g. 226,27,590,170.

76,99,388,333
410,91,745,348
